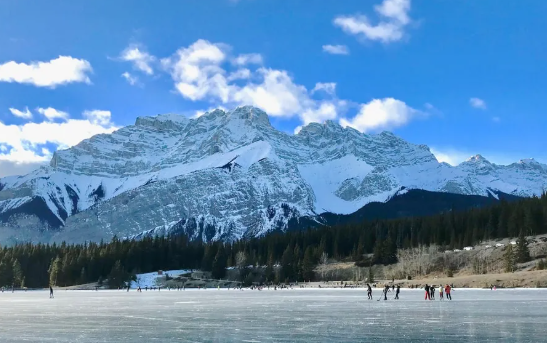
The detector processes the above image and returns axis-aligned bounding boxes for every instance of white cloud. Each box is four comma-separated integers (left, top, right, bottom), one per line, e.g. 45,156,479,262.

9,107,32,119
121,72,139,86
293,125,303,135
0,114,118,177
334,0,412,43
227,68,251,82
312,82,337,95
83,110,112,126
430,147,473,166
232,53,263,66
301,102,339,125
159,39,421,133
0,56,92,88
339,98,418,132
161,39,230,102
492,116,500,123
120,46,155,75
37,107,69,121
322,45,350,55
469,97,487,109
0,160,46,178
232,68,311,117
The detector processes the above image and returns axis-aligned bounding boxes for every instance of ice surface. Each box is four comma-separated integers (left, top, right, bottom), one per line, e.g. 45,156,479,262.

0,289,546,342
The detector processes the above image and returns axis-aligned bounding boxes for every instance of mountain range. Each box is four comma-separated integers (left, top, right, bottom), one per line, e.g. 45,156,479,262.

1,106,546,245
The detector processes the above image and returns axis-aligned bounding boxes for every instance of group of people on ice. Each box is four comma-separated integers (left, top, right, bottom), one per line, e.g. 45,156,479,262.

366,283,401,300
365,283,453,301
424,284,452,300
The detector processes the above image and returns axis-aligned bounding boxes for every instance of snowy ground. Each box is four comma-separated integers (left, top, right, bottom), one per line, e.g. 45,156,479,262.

0,289,546,342
132,269,191,288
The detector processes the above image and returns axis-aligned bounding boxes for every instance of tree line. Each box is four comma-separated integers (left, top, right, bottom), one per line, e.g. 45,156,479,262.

0,192,545,288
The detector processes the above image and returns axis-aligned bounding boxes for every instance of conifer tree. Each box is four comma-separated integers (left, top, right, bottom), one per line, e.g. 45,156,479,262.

280,245,294,283
504,245,516,273
48,256,62,287
12,259,23,287
107,260,127,289
515,230,531,263
302,247,315,281
211,245,227,280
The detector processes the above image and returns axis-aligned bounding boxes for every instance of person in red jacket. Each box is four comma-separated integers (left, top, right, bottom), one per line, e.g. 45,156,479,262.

445,284,452,300
424,284,431,300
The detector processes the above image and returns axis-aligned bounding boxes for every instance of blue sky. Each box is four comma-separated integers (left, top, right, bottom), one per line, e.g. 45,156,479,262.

1,0,546,176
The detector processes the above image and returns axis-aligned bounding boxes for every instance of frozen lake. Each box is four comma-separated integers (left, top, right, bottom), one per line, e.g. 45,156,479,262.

0,288,545,342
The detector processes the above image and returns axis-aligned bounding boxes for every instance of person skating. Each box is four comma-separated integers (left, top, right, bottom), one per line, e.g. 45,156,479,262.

49,286,54,298
395,285,400,299
366,283,372,300
383,285,389,300
439,285,444,300
424,284,431,300
445,284,452,300
430,285,435,300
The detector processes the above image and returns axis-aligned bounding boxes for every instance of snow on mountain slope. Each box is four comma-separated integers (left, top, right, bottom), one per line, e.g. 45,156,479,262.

298,155,375,214
1,106,546,244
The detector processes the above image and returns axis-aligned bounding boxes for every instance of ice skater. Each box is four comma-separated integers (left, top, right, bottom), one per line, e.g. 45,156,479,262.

395,285,400,299
424,284,431,300
367,283,372,300
445,284,452,300
383,285,389,300
49,286,54,298
430,285,435,300
439,285,444,300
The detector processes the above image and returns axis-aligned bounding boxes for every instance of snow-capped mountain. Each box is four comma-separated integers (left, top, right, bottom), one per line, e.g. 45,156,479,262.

1,106,546,244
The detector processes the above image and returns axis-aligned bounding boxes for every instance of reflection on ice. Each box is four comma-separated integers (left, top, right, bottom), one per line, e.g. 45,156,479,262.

0,289,546,342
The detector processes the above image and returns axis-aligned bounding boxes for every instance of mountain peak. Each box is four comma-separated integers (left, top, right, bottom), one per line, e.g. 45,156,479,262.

197,106,272,128
231,106,271,126
135,113,189,130
2,106,547,245
465,154,490,164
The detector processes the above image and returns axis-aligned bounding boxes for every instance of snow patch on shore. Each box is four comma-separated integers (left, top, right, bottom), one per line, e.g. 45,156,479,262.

132,269,191,288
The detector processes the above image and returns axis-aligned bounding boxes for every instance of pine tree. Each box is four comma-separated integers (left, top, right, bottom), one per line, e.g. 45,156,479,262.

302,247,315,281
383,236,398,264
265,255,275,282
12,259,23,287
280,245,294,283
211,245,227,280
368,266,374,283
0,262,12,287
372,238,384,264
515,230,531,263
79,267,87,284
537,259,546,271
504,245,516,273
48,256,62,287
201,245,215,271
107,260,127,289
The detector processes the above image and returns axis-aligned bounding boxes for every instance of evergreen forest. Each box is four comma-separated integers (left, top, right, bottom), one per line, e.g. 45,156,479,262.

0,193,546,289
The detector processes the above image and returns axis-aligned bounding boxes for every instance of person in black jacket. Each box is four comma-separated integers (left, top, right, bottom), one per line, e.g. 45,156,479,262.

383,285,389,300
395,285,400,299
424,284,430,300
